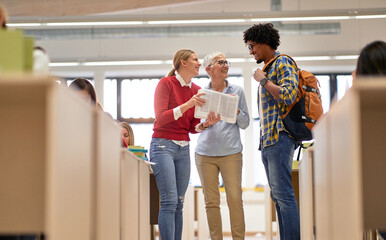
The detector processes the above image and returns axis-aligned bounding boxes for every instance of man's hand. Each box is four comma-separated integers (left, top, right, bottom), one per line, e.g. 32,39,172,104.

253,68,266,83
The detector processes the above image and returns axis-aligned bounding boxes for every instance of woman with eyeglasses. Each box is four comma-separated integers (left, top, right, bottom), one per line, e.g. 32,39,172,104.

150,49,220,240
195,51,250,240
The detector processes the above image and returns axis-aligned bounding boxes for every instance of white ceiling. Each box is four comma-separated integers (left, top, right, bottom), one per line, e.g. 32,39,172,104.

5,0,386,76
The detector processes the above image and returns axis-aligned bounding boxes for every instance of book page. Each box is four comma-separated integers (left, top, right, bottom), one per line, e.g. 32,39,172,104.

194,88,239,124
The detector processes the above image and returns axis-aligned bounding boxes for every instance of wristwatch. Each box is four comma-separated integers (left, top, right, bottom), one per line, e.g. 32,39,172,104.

260,77,268,87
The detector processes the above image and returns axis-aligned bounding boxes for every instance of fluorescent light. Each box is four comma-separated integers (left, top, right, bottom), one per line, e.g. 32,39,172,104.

251,16,350,22
46,21,144,27
148,19,246,25
227,58,249,63
8,21,144,28
83,60,164,66
293,56,332,61
251,14,386,22
7,23,42,27
356,14,386,19
333,55,358,60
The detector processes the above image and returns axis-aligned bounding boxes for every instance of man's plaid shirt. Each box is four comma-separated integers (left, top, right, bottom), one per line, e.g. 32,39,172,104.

259,53,299,148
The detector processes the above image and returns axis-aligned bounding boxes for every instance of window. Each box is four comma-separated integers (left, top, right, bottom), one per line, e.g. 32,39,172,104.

121,78,158,119
337,75,353,101
104,79,117,119
315,75,331,113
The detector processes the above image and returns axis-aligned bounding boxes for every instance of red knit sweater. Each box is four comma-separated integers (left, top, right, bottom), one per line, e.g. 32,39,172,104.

152,75,201,141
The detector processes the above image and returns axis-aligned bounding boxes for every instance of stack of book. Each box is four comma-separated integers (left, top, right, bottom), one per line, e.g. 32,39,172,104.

127,146,148,161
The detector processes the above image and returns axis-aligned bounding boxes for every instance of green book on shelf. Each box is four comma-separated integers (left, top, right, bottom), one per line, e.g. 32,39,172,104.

23,36,34,72
0,29,24,73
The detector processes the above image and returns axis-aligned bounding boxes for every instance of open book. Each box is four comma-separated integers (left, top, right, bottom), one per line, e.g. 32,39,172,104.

194,88,239,124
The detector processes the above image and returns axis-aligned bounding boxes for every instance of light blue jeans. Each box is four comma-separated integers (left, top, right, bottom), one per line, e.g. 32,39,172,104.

261,132,300,240
150,138,191,240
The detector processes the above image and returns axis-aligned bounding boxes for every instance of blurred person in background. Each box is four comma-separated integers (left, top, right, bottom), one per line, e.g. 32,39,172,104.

353,40,386,78
69,78,97,106
33,46,51,75
119,121,135,147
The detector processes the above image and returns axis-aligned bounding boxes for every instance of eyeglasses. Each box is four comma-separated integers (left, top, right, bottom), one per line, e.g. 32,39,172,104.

247,44,255,51
216,60,231,67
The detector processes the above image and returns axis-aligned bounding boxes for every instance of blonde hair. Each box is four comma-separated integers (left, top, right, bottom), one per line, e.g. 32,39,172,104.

0,4,8,29
167,49,195,77
119,122,135,146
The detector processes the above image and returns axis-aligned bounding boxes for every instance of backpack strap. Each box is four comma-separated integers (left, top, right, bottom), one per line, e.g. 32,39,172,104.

262,54,299,73
301,116,318,124
262,55,280,72
277,54,299,70
296,141,314,161
303,85,321,98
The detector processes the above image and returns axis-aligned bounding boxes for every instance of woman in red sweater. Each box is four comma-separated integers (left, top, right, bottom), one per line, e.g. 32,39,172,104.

150,49,219,240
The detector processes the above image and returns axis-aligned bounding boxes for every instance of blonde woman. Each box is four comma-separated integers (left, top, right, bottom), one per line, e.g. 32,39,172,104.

119,122,135,146
150,49,220,240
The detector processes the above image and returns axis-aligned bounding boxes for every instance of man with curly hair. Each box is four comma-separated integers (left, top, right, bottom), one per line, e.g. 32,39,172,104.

243,23,300,240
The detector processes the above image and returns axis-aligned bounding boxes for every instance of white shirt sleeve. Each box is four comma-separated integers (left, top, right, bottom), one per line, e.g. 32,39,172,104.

195,123,203,133
173,106,183,120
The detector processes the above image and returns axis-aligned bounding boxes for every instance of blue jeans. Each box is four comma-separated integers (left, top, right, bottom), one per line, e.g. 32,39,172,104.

150,138,191,240
379,231,386,239
0,236,38,240
261,132,300,240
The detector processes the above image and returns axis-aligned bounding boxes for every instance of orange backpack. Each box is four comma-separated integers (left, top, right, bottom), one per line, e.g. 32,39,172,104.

262,54,324,141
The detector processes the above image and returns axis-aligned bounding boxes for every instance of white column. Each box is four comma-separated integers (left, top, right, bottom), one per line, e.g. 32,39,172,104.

94,71,105,108
242,64,255,188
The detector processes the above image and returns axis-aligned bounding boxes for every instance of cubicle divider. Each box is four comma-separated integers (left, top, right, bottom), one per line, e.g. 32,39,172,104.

312,79,386,239
94,110,121,240
0,76,95,240
120,150,150,240
299,148,315,240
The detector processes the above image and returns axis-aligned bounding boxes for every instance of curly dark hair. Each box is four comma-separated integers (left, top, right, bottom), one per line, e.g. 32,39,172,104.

356,40,386,76
243,23,280,50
